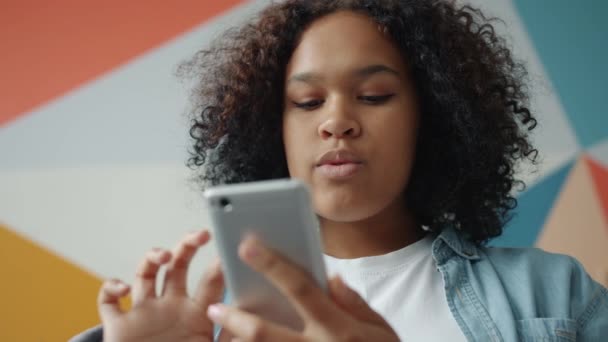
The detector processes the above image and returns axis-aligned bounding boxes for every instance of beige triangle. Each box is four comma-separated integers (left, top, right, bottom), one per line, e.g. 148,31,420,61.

537,158,608,287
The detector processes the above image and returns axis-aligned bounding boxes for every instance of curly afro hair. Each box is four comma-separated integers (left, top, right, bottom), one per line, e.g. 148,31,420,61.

181,0,538,244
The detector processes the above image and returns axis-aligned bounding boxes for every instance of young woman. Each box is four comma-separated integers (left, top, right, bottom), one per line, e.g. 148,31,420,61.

73,1,608,341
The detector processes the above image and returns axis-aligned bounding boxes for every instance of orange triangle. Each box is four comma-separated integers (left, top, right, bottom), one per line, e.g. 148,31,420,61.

536,158,608,287
0,0,244,127
0,225,102,341
586,156,608,227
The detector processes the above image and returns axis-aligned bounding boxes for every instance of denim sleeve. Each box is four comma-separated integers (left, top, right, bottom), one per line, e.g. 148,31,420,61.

569,257,608,341
68,325,103,342
578,285,608,341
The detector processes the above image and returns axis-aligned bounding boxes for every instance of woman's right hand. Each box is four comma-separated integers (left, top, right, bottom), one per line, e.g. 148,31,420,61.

98,230,224,342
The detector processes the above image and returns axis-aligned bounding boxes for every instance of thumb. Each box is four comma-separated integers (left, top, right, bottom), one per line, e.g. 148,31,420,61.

329,276,389,326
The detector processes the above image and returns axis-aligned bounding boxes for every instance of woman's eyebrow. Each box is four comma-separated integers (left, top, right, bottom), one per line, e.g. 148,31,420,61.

287,64,400,85
354,64,400,79
287,72,322,84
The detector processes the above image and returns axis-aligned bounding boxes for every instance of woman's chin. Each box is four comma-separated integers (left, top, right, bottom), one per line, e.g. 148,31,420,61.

312,184,401,223
314,200,377,223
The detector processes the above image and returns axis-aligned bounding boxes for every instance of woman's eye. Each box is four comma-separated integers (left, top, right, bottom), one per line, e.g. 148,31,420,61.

358,94,395,104
293,99,324,110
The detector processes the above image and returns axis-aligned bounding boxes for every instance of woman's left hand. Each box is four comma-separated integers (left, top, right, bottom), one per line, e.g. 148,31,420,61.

208,236,400,342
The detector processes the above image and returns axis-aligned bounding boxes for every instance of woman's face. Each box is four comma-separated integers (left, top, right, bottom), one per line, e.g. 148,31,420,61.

283,11,419,223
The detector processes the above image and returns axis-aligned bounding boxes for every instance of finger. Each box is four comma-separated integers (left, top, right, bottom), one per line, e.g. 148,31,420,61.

132,248,171,305
193,257,225,307
98,279,130,320
163,230,211,296
238,236,336,323
329,276,390,327
207,304,301,342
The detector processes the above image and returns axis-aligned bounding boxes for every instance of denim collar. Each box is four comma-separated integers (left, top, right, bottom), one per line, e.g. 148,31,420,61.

432,225,481,265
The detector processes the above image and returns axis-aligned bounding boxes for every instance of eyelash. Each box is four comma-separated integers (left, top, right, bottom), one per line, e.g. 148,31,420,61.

293,99,324,110
292,94,395,110
359,94,395,104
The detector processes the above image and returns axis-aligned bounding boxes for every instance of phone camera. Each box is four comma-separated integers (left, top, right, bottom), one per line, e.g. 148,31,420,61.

219,197,232,212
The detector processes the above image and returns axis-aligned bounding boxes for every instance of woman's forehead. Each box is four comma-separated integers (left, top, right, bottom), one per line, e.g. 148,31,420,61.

286,11,406,80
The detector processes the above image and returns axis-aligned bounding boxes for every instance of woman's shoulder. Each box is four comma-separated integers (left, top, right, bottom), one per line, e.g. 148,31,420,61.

478,245,607,329
436,227,590,277
481,244,582,272
479,245,597,291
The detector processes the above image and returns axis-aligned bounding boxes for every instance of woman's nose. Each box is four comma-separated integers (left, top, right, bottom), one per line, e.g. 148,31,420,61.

317,102,361,139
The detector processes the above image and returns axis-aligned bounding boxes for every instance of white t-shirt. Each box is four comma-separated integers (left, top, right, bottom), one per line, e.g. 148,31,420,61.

323,234,467,341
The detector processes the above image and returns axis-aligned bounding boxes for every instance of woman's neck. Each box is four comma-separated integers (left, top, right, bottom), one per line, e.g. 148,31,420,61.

320,200,424,259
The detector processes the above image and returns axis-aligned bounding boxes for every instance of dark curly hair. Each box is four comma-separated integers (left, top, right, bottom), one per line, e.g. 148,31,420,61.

181,0,538,244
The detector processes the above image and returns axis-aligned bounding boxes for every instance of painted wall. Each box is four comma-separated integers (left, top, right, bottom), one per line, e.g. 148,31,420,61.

1,1,606,340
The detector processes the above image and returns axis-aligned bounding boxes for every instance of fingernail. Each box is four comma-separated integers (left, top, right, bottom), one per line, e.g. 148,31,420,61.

241,237,262,262
115,282,128,292
207,304,225,321
188,231,206,244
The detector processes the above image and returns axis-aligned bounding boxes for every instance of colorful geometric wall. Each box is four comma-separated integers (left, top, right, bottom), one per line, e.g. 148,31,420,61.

490,0,608,287
1,1,606,340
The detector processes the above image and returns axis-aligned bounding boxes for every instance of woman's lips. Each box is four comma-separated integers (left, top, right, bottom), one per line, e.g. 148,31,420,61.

316,162,362,179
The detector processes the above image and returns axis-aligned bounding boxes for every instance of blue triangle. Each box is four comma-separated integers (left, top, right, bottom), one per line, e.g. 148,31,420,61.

513,1,608,147
491,160,574,247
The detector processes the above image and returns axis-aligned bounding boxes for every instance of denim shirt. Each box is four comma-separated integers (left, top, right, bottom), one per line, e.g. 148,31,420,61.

434,227,608,341
70,227,608,341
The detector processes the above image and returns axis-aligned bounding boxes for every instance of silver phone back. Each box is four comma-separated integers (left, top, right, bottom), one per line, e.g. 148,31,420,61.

204,179,326,331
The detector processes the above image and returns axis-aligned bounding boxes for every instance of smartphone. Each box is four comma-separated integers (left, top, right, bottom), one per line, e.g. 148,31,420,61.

204,179,327,331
